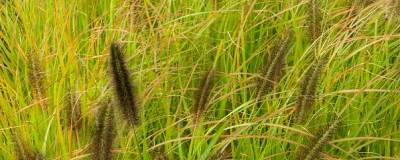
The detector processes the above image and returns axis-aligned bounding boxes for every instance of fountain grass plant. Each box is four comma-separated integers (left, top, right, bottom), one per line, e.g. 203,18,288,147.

0,0,399,159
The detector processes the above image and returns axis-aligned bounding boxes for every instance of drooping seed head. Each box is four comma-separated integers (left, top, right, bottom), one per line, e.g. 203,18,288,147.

27,51,46,108
193,69,215,123
91,102,115,160
307,0,322,42
64,89,82,131
100,106,115,160
256,31,292,102
295,57,327,123
298,117,341,160
109,42,138,126
11,130,44,160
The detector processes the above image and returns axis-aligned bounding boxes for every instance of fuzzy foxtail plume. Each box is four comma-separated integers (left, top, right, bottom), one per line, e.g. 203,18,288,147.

109,42,138,125
295,57,327,123
11,130,44,160
91,103,115,160
64,89,82,131
256,31,291,102
27,52,46,108
193,69,215,123
308,0,322,42
298,117,341,160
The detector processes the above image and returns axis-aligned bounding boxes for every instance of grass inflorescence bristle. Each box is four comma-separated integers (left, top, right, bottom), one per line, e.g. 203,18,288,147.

307,0,322,42
295,57,327,123
109,42,138,126
27,51,46,108
91,102,115,160
193,69,215,123
11,131,44,160
64,88,82,131
256,31,292,102
298,117,341,160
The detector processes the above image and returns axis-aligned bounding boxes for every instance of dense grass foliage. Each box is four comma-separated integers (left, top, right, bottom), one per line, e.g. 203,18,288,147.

1,0,399,159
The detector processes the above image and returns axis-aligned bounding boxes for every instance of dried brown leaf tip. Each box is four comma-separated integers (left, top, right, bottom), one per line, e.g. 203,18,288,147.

64,88,82,131
109,42,138,126
193,69,215,123
297,117,341,160
91,103,115,160
307,0,322,42
295,57,327,123
27,52,46,108
256,31,292,102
